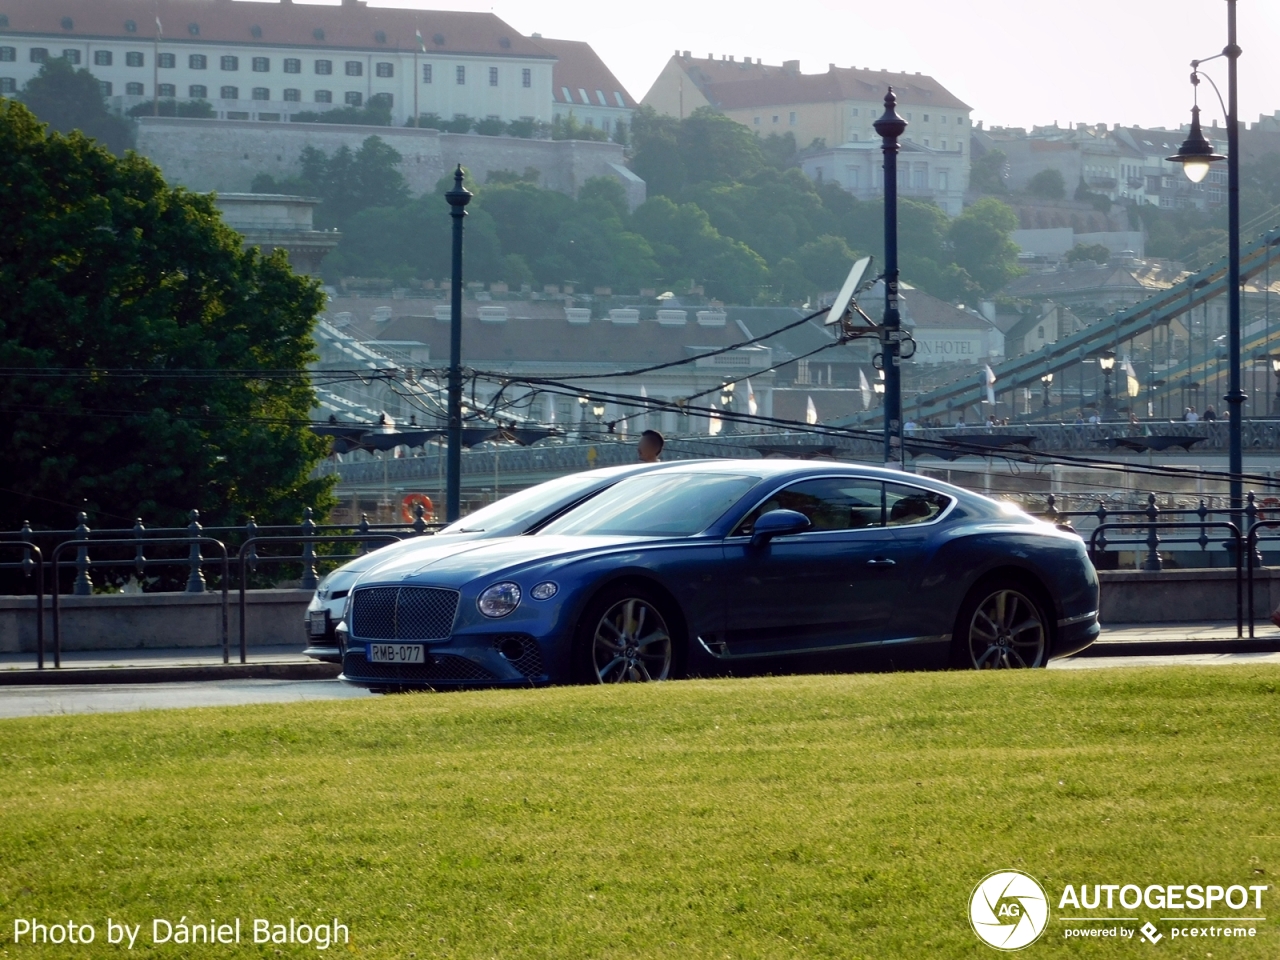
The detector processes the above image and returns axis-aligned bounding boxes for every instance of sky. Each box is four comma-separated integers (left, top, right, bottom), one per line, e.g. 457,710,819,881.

282,0,1280,131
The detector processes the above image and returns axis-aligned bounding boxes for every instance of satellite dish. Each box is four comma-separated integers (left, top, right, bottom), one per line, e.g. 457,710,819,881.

824,255,872,326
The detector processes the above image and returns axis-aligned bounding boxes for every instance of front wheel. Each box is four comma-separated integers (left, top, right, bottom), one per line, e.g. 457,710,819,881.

952,581,1049,669
573,586,680,684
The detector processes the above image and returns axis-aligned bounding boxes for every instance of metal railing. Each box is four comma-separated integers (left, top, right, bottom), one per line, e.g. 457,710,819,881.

0,506,440,595
0,543,43,667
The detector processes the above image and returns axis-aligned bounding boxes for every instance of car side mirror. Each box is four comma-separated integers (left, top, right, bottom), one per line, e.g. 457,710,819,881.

750,509,810,547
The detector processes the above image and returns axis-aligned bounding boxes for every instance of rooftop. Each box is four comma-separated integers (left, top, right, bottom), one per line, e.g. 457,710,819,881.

0,0,553,59
535,36,636,110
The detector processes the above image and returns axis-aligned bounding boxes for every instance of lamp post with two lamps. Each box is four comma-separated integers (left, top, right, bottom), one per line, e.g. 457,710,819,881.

1166,0,1242,505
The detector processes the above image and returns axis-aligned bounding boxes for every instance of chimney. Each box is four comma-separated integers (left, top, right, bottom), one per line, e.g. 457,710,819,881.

829,63,836,72
682,50,690,58
782,59,800,74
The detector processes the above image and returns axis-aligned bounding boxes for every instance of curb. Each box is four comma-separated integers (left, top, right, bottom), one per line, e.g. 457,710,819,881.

1076,639,1280,657
0,661,342,686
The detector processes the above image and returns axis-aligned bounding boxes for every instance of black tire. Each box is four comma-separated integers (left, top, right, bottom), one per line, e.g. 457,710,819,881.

950,577,1051,669
572,583,685,684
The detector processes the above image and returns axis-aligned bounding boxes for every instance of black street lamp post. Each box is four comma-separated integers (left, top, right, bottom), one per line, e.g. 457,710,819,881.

444,166,472,523
873,89,907,467
1271,357,1280,415
1041,372,1053,413
1099,354,1116,420
1168,0,1242,505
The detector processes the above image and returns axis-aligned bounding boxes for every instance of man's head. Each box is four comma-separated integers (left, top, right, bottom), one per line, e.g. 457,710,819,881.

637,429,665,463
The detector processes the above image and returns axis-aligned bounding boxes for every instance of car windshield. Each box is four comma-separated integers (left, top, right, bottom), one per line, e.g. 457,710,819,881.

437,472,607,535
539,473,759,538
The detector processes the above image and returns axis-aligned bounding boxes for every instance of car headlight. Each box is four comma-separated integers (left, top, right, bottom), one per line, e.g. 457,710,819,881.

477,582,521,618
530,581,559,601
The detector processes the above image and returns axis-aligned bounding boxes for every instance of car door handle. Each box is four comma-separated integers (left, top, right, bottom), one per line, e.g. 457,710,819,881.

866,557,896,568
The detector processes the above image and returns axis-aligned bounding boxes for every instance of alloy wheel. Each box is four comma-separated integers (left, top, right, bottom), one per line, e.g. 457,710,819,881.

966,588,1046,669
590,598,673,683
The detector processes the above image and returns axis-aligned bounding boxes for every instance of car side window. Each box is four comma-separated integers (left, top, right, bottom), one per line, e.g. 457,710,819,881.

884,482,950,526
733,478,885,536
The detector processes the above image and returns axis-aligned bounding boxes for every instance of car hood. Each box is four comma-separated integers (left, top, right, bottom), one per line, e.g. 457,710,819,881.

353,534,663,588
321,531,487,589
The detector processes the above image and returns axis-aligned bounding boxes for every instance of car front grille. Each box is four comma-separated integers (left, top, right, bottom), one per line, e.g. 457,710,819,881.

349,586,459,640
493,634,546,679
342,650,495,683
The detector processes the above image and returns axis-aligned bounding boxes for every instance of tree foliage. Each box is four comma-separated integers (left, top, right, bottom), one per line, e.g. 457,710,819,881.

1066,243,1111,265
0,99,332,532
1026,168,1066,200
252,136,409,230
126,98,216,119
18,56,134,155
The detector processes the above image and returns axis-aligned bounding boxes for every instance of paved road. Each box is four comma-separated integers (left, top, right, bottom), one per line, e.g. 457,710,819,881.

0,653,1278,717
0,678,373,719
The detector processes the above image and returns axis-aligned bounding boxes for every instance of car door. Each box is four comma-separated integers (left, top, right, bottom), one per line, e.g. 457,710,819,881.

721,476,952,660
717,476,915,658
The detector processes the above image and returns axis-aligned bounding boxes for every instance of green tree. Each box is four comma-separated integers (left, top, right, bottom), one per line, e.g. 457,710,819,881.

1026,168,1066,200
969,148,1009,194
253,137,409,230
948,197,1023,295
18,56,134,155
629,105,686,198
552,112,608,142
631,196,767,301
759,131,798,170
0,99,332,532
290,102,392,127
1065,243,1111,265
678,107,765,187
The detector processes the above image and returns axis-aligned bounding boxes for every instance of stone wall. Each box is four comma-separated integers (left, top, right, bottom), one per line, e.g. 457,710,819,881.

134,118,645,209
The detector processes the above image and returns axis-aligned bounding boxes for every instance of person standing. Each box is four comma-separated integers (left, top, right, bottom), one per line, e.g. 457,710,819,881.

637,430,664,463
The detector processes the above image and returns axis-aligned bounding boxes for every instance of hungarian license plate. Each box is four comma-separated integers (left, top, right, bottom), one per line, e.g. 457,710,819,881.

367,643,424,664
308,611,328,636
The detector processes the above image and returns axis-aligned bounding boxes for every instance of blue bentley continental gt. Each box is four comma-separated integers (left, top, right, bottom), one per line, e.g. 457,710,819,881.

336,461,1099,688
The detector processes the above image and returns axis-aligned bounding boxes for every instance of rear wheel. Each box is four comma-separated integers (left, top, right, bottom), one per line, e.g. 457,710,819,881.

574,585,680,684
952,580,1049,669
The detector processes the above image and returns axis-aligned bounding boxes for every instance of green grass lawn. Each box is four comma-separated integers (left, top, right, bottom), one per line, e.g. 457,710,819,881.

0,667,1277,958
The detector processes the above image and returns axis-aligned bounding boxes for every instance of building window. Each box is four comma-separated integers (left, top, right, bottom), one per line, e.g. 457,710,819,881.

456,65,465,85
345,91,363,106
221,56,239,71
938,170,948,191
314,89,332,103
941,139,947,151
789,111,796,124
0,47,14,62
30,48,48,63
845,166,859,189
281,88,299,102
375,61,393,78
283,58,300,74
422,63,432,83
923,139,930,147
772,115,778,123
125,82,144,96
220,85,238,100
252,57,269,73
956,116,963,124
753,117,760,125
941,115,947,123
370,92,392,108
315,59,332,75
913,167,927,189
92,50,111,66
154,82,173,97
59,49,79,65
99,81,113,96
0,77,15,93
125,51,144,67
522,67,531,88
344,60,362,76
158,53,175,68
189,84,207,98
189,54,207,70
923,113,929,122
489,66,498,86
252,87,269,101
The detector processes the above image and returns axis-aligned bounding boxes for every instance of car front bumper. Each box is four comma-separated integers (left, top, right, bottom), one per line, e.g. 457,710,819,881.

1053,610,1100,659
338,631,552,689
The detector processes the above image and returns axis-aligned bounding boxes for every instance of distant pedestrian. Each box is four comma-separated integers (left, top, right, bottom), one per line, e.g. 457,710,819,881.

1202,405,1217,422
1185,407,1199,422
637,429,664,463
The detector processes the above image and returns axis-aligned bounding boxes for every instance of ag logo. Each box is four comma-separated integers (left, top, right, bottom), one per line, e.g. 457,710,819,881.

969,870,1050,950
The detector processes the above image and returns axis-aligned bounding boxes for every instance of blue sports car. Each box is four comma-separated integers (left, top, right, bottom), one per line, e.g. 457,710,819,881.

336,461,1099,689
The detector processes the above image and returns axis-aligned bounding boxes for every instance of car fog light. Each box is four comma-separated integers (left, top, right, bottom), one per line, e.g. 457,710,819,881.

478,581,521,618
530,581,559,601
